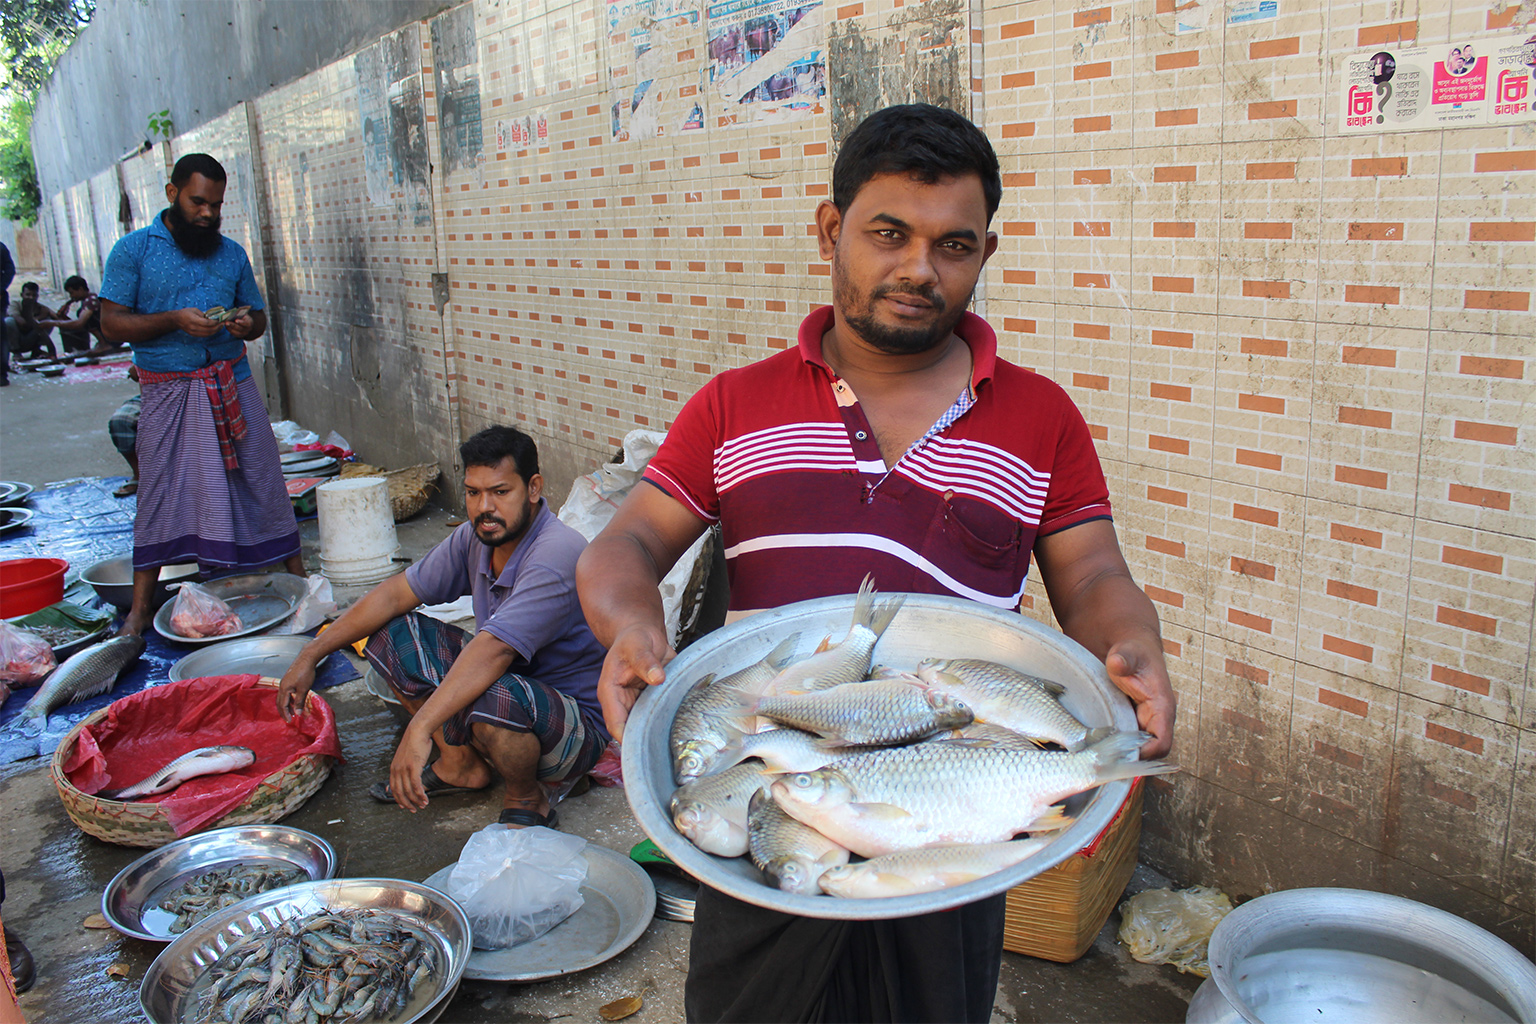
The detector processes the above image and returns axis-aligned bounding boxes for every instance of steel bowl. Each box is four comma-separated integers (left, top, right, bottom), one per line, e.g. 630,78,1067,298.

167,635,315,683
0,481,34,506
80,556,200,611
102,824,337,942
621,592,1140,921
0,507,34,535
422,843,655,982
140,877,472,1024
1185,888,1536,1024
152,572,308,645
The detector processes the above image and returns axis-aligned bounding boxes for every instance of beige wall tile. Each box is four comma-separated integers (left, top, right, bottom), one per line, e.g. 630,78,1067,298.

1212,314,1314,493
1115,465,1213,636
1129,6,1222,149
1128,142,1221,316
1225,1,1329,142
1127,310,1217,479
1204,476,1305,662
1198,636,1296,805
1051,301,1131,465
1287,661,1399,848
1216,137,1322,322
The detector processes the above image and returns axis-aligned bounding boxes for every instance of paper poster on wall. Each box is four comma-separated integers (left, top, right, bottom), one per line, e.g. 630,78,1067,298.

607,0,706,140
1227,1,1278,26
706,0,826,125
431,5,484,173
353,45,391,208
1339,33,1535,132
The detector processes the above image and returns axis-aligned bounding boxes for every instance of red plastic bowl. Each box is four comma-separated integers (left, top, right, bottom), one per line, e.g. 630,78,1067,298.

0,557,69,617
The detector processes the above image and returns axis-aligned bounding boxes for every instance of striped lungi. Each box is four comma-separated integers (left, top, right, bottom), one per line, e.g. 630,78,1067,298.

133,374,301,571
365,612,607,783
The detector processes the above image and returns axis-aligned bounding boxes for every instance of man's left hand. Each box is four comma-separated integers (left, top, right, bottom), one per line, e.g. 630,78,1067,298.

1105,638,1176,759
224,313,256,339
389,723,436,812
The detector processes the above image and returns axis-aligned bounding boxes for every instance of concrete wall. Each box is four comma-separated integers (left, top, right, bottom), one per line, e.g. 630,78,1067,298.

33,0,1535,954
31,0,452,201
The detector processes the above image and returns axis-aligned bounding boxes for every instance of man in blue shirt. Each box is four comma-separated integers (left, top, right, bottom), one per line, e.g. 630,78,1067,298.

100,153,303,636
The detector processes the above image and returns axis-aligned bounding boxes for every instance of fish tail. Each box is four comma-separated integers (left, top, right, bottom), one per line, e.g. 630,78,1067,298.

868,594,907,639
849,574,877,632
1068,724,1116,753
704,725,751,774
1086,730,1181,782
763,633,801,670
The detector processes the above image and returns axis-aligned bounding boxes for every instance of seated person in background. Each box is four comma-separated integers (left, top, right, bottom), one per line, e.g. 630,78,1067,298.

40,275,116,358
275,425,609,829
108,365,142,498
3,282,60,363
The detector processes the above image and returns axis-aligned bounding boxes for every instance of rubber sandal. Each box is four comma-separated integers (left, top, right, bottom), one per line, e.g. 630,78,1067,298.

113,481,138,497
497,806,559,829
368,764,491,804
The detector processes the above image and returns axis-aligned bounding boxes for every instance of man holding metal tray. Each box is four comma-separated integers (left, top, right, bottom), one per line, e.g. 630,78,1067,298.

276,426,610,829
577,105,1176,1022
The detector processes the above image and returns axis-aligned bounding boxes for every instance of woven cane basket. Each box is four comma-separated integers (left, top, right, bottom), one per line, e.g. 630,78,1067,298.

340,462,440,521
50,678,335,848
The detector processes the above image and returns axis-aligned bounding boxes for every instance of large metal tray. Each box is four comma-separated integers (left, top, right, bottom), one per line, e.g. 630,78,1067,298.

0,507,33,534
168,634,314,683
621,592,1140,921
423,844,655,982
140,877,471,1024
152,573,307,645
0,481,35,506
102,824,337,942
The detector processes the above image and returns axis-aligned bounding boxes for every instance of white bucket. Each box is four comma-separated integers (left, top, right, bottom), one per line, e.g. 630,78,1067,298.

317,478,399,585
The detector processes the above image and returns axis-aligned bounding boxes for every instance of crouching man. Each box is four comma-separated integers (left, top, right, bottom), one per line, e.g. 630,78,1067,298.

276,426,608,828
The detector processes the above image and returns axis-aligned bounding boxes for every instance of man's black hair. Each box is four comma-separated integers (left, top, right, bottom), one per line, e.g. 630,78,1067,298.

171,153,228,187
63,275,87,291
21,281,39,292
832,104,1002,222
459,425,539,484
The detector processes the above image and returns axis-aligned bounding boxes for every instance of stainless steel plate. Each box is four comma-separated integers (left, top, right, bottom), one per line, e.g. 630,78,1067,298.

168,634,314,683
622,592,1139,921
0,507,34,534
0,481,34,506
281,456,337,475
140,877,471,1024
423,844,655,982
152,573,307,645
278,450,318,466
102,825,337,942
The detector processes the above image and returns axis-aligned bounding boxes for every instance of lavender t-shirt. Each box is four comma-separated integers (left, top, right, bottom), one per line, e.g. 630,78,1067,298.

405,501,608,739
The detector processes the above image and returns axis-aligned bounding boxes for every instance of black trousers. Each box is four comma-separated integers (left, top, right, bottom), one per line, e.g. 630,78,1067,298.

684,886,1007,1023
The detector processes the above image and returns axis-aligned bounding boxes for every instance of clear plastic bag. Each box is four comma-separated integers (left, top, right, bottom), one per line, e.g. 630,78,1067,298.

1117,885,1233,977
270,574,338,634
446,824,588,949
168,582,243,638
0,621,56,686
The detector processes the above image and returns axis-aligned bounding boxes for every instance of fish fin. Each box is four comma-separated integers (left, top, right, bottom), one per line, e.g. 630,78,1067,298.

848,801,913,821
701,726,751,775
748,788,772,816
1024,805,1075,832
1068,725,1116,753
813,633,834,655
66,675,119,705
867,593,907,639
763,633,801,670
1083,731,1181,782
1035,678,1068,697
686,672,719,694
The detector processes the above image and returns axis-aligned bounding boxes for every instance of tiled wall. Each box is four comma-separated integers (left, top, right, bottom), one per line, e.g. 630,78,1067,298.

36,0,1533,949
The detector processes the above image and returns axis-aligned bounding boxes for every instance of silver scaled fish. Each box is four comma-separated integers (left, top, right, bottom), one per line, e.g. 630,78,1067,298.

916,657,1099,751
12,633,145,734
671,761,773,857
762,576,905,695
747,790,850,895
753,678,973,747
671,633,799,784
101,744,256,800
771,731,1177,857
817,839,1052,898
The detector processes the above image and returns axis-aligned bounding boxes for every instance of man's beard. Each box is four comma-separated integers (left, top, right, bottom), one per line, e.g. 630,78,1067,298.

472,502,533,548
833,256,968,355
166,203,223,258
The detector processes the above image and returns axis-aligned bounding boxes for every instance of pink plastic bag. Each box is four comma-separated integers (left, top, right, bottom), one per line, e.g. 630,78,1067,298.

168,582,243,638
0,621,57,686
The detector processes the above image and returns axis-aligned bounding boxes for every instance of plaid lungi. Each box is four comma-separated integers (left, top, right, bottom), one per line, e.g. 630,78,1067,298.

365,612,607,783
108,393,141,455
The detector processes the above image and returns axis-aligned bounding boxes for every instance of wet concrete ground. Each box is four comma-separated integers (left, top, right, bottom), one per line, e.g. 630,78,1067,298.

0,373,1203,1022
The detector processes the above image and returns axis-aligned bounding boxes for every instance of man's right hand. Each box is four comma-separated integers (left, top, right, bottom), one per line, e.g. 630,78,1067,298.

596,622,675,742
172,307,222,338
276,660,318,723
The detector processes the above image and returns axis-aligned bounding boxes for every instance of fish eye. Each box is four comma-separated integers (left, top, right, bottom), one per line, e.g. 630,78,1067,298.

789,773,813,789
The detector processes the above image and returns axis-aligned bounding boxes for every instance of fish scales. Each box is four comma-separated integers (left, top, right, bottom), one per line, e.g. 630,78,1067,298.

671,633,798,784
12,633,144,733
670,761,772,857
754,678,972,746
771,732,1177,857
746,790,850,895
761,576,905,696
917,658,1094,751
818,839,1052,898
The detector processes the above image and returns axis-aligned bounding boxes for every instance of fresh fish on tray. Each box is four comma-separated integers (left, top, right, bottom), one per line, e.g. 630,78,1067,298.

101,745,256,800
752,677,973,747
747,789,849,895
817,839,1052,898
761,576,904,696
156,863,309,934
671,633,799,784
10,633,144,734
671,761,773,857
916,657,1099,751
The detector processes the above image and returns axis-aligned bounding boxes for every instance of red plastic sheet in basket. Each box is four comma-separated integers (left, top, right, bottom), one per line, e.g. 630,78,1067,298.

63,674,344,836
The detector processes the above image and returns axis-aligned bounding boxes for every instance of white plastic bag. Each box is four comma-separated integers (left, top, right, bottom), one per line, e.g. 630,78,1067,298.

168,582,242,637
0,621,56,686
446,824,588,949
270,574,338,634
1117,885,1233,977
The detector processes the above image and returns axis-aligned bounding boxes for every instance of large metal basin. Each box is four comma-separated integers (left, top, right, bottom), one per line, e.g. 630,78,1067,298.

80,556,199,611
152,572,307,644
1185,888,1536,1023
622,592,1139,921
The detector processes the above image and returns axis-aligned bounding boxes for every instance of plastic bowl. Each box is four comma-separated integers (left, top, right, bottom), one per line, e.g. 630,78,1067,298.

621,592,1140,921
0,557,69,616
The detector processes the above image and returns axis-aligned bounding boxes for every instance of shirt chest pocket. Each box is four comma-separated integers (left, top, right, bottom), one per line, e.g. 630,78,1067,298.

924,494,1024,574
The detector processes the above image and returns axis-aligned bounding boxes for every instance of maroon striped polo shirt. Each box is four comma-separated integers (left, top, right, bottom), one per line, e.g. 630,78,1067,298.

644,306,1112,617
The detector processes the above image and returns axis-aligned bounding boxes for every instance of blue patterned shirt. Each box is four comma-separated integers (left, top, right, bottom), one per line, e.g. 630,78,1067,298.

100,209,266,380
